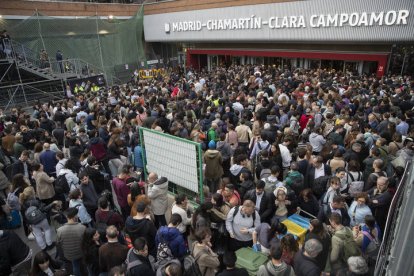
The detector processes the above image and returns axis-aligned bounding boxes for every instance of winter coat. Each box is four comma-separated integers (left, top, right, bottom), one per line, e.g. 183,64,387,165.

330,226,355,272
34,170,55,200
125,216,157,255
257,261,295,276
155,226,187,259
147,177,168,215
192,243,220,276
204,150,223,179
0,230,31,275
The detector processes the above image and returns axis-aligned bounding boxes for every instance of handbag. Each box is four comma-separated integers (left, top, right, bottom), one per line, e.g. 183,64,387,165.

217,222,228,236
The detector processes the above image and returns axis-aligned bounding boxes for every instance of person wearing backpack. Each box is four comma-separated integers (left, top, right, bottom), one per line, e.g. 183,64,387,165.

192,228,220,276
329,213,361,274
257,243,295,276
226,200,260,252
318,195,351,227
284,162,305,197
261,165,283,194
155,213,187,262
20,186,56,251
125,237,156,276
353,215,381,268
249,133,270,163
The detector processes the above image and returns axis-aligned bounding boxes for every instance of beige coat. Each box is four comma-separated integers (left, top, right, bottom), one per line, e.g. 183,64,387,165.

192,243,220,276
34,171,55,200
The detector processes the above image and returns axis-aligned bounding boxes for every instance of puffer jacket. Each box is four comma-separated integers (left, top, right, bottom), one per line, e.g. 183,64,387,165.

147,177,168,215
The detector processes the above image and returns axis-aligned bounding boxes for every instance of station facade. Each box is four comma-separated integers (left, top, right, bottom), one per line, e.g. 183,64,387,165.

144,0,414,76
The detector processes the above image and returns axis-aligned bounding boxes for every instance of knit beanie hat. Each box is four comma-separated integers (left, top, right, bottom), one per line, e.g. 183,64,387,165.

208,140,216,149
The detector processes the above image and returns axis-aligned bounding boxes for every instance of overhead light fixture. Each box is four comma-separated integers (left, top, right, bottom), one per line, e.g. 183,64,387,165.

108,15,114,20
0,15,3,18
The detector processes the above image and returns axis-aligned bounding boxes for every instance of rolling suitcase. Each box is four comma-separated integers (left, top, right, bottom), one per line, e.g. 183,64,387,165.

235,247,268,276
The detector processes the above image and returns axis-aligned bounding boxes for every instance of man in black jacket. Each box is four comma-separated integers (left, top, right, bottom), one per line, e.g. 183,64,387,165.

305,155,332,189
317,195,351,227
11,150,32,182
126,237,155,276
243,180,275,223
0,230,32,275
293,239,323,276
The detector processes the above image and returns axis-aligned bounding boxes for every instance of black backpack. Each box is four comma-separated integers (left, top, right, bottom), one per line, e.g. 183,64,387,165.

96,212,114,239
255,142,270,165
55,174,70,194
312,175,330,199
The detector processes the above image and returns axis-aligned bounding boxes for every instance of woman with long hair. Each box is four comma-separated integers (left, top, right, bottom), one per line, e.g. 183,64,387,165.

127,181,150,217
20,186,55,251
192,202,213,233
82,227,101,276
32,163,55,205
31,251,63,276
280,234,299,266
297,188,319,218
306,219,331,271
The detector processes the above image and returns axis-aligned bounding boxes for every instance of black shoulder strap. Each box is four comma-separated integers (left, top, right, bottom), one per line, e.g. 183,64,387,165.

252,210,256,228
349,172,355,182
104,211,114,224
258,142,263,150
232,206,240,219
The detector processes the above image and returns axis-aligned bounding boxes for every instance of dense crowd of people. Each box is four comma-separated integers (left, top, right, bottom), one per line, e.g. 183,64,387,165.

0,64,413,276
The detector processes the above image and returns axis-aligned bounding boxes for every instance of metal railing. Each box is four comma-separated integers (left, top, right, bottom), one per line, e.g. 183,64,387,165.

48,58,105,78
0,79,66,111
6,39,108,80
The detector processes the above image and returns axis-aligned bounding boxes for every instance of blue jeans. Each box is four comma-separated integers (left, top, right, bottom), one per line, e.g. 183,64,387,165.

72,258,82,276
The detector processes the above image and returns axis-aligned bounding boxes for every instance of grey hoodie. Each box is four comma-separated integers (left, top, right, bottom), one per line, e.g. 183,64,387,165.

309,132,326,153
257,261,295,276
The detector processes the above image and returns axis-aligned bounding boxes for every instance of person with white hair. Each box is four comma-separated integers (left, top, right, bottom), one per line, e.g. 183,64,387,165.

346,256,369,275
293,238,323,276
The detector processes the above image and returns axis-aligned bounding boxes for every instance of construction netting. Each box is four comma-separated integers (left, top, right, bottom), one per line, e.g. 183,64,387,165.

5,6,146,84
